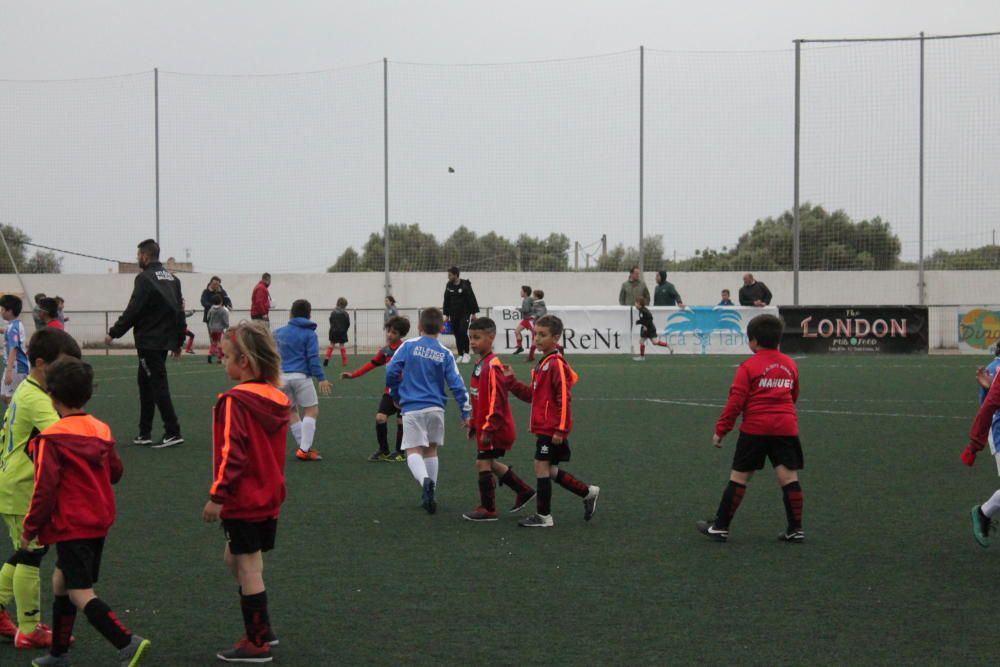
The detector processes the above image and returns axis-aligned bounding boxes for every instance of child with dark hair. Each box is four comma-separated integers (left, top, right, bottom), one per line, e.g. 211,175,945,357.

513,286,534,355
1,294,28,404
525,290,548,362
23,357,151,667
38,298,63,330
463,317,535,521
0,328,81,648
384,295,399,323
697,314,805,543
342,316,411,462
633,295,671,361
206,294,230,363
324,297,351,367
275,300,332,461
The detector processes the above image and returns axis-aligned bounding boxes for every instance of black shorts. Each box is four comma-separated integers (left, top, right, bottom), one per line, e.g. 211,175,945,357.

222,518,277,555
640,326,658,339
329,332,348,345
731,433,804,472
534,435,571,463
377,393,400,417
56,538,105,590
476,448,507,461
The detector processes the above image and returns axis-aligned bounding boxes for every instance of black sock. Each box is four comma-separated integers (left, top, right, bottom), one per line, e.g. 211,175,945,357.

395,421,404,452
50,595,76,656
713,481,747,530
240,591,271,647
83,598,131,650
499,467,533,496
536,477,552,515
375,422,389,453
781,481,803,531
554,469,590,497
478,471,496,512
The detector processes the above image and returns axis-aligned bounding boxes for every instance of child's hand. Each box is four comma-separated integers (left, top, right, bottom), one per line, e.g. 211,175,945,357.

481,431,492,445
501,365,515,379
3,370,11,386
18,535,30,550
552,433,564,445
712,434,723,448
202,500,223,523
340,372,352,380
318,380,332,396
962,445,978,467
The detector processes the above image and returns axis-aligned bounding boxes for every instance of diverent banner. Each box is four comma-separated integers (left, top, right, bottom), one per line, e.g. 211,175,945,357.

489,306,774,355
779,306,928,354
958,307,1000,355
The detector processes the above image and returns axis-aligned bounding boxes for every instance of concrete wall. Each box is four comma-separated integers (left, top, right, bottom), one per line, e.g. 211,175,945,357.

5,270,991,350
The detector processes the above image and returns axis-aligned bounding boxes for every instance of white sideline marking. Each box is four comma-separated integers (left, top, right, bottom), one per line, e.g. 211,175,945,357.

636,397,965,420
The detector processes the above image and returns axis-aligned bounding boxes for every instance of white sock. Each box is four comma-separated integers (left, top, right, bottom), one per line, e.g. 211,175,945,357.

407,452,428,485
425,456,439,483
300,416,317,452
984,489,1000,517
290,421,303,446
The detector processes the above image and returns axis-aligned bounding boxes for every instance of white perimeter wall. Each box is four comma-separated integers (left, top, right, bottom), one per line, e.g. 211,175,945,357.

3,270,992,350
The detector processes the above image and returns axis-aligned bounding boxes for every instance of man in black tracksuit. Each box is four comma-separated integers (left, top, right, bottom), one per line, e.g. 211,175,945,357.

105,239,187,448
442,266,480,363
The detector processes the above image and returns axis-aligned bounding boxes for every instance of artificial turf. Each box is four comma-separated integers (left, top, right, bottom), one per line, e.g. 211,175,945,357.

0,352,989,665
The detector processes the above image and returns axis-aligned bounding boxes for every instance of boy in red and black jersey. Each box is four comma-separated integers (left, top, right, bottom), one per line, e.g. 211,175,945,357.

697,314,805,543
342,316,411,462
508,315,600,528
462,318,535,522
23,357,150,666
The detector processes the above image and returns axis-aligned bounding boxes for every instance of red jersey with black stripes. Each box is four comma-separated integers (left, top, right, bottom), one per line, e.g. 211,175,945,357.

210,381,291,521
715,348,800,437
469,352,516,451
510,350,578,438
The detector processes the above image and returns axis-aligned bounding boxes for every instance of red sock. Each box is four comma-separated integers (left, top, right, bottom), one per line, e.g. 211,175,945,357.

340,347,348,365
654,340,668,347
324,345,334,361
639,342,645,357
555,469,590,497
515,331,523,346
527,345,536,360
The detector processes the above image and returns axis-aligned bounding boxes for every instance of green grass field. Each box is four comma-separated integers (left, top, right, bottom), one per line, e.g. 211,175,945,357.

0,352,990,665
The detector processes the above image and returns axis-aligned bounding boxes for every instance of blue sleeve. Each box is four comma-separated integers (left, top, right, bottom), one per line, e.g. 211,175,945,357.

385,342,407,397
443,353,471,419
308,331,325,381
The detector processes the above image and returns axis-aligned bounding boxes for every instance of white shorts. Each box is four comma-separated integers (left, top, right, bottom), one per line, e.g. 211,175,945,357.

401,407,446,450
280,373,318,408
1,372,26,399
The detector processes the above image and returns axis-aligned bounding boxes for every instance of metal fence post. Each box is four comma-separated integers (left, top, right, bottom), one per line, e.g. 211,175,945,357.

104,311,109,357
154,67,160,245
383,57,391,296
918,32,926,306
638,46,645,274
793,41,801,305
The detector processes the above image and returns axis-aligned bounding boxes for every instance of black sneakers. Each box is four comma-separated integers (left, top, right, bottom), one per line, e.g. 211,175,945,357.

132,435,153,446
421,478,437,515
150,434,184,449
696,519,729,542
778,529,805,543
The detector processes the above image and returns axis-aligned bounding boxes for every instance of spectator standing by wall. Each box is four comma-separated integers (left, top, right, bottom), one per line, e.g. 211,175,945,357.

443,267,479,364
653,271,685,307
200,276,232,331
618,267,650,306
250,273,272,322
738,273,772,307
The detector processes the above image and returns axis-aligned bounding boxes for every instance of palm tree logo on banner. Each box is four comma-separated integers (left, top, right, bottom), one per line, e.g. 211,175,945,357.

663,308,745,355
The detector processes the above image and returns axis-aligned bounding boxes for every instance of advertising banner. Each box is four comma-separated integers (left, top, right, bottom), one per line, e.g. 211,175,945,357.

779,306,928,354
958,307,1000,355
489,305,774,355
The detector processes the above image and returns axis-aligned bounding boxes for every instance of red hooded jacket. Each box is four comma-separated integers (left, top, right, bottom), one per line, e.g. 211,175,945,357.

715,348,800,438
23,414,123,545
210,381,291,521
510,350,578,438
470,353,517,451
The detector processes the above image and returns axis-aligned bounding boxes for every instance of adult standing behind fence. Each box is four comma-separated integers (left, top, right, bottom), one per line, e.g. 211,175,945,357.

618,266,650,306
739,273,772,307
104,239,186,448
201,276,232,329
443,267,479,364
653,270,685,307
251,272,272,322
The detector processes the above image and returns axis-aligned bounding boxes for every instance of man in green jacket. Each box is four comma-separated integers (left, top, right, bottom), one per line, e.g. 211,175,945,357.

653,271,685,307
618,267,650,306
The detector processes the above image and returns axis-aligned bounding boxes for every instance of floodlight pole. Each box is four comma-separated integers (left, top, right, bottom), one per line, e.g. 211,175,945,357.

154,67,160,245
638,46,645,275
383,57,391,296
793,41,801,306
918,32,926,306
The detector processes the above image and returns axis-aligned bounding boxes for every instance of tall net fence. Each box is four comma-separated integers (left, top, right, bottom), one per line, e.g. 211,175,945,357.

0,35,998,285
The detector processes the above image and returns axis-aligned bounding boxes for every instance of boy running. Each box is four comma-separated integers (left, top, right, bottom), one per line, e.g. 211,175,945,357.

697,314,805,543
204,322,290,663
323,297,350,367
24,358,150,667
0,328,81,649
274,300,332,462
1,294,29,404
341,316,411,462
512,286,534,355
462,318,535,522
508,315,600,527
633,296,671,361
385,308,471,514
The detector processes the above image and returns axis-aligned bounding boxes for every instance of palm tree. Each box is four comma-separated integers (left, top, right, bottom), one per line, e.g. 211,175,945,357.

663,308,744,354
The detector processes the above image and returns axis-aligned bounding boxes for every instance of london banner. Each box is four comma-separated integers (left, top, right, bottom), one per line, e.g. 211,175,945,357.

779,306,928,354
489,305,776,355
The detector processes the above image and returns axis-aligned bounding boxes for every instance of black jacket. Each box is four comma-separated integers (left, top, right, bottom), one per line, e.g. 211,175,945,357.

738,281,772,306
443,279,480,318
109,263,187,351
200,287,232,323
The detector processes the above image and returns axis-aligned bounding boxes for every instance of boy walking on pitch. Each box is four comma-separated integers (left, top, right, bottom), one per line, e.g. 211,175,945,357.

341,316,411,462
385,308,471,514
961,343,1000,546
275,300,332,462
508,315,599,527
1,294,29,404
697,314,805,543
324,297,350,367
24,358,150,667
463,318,536,522
0,328,81,649
204,323,290,663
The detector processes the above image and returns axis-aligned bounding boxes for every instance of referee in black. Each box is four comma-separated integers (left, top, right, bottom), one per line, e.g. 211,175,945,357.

105,239,187,448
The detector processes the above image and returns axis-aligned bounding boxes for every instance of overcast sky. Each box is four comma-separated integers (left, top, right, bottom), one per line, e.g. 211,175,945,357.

1,1,998,273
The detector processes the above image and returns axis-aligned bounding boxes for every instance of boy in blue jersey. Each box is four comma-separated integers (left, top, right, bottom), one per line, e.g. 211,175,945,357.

1,295,29,404
385,307,471,514
274,300,332,462
968,345,1000,546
